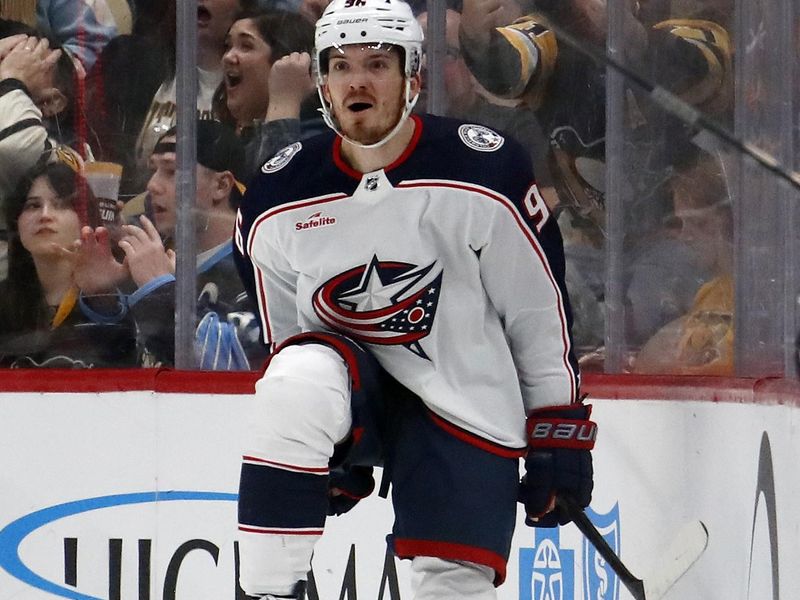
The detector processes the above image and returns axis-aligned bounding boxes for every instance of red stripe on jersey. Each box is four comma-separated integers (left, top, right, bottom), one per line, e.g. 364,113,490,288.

332,115,424,179
234,210,244,254
426,408,527,458
332,137,361,180
242,455,329,474
385,114,423,171
397,180,577,403
392,538,508,586
238,526,324,536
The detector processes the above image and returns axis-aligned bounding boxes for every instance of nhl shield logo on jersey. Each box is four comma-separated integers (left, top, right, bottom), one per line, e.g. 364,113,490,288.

312,255,443,359
458,124,504,152
261,142,302,173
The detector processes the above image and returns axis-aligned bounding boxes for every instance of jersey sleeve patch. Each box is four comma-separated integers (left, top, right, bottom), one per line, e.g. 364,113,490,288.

457,124,505,153
261,141,303,173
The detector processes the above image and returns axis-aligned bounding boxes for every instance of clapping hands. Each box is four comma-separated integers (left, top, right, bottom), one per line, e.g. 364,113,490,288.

117,215,176,288
55,215,175,296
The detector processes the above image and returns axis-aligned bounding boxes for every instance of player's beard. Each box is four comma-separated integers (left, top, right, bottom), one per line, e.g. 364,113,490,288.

336,96,405,146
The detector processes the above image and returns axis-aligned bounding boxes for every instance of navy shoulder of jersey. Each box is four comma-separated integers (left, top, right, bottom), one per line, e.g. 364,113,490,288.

392,114,536,200
248,130,349,211
237,130,355,252
394,114,557,250
391,114,563,259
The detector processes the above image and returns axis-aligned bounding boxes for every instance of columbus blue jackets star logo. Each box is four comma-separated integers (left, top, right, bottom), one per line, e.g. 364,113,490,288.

312,256,443,359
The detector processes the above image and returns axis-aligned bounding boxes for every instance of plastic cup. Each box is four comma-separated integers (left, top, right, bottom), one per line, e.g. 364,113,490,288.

84,161,123,226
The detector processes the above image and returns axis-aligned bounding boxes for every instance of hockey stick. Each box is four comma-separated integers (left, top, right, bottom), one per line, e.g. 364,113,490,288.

556,496,709,600
543,20,800,192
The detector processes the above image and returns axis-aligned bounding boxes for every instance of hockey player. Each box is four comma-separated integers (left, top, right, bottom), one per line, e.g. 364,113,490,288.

233,0,596,598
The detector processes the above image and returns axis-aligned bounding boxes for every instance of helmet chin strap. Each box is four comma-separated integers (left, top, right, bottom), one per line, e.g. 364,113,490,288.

318,79,419,150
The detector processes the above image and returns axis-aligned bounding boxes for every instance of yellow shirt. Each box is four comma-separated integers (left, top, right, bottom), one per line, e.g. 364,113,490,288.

634,275,733,375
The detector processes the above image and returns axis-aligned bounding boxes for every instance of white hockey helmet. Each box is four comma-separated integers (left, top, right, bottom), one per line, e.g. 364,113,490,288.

313,0,424,148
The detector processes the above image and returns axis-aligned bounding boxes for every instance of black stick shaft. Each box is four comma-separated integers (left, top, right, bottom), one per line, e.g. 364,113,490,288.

557,496,647,600
547,21,800,191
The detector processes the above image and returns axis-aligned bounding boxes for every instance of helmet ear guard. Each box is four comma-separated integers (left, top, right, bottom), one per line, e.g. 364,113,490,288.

313,0,424,149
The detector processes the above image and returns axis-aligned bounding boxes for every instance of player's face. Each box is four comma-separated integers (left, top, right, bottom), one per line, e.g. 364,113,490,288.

322,44,418,145
223,18,273,124
17,176,81,258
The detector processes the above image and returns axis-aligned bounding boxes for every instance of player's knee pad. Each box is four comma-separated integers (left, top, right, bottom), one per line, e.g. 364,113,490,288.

246,343,352,468
411,557,496,600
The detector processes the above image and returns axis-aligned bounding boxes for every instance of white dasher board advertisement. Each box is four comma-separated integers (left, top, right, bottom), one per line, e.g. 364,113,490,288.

0,387,797,600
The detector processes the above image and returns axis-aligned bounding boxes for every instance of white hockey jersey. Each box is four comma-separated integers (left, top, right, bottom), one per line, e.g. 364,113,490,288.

235,114,579,448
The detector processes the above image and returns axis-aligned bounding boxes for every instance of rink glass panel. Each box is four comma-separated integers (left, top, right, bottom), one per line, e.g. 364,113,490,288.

600,0,799,377
2,0,799,376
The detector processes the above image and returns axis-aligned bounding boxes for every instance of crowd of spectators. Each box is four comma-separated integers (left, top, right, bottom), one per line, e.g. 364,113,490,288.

0,0,741,373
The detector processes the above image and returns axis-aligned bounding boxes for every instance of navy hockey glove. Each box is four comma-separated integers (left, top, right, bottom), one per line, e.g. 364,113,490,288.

519,403,596,527
328,465,375,516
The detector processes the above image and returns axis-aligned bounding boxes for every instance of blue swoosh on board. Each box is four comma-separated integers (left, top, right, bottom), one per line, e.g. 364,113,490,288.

0,491,237,599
